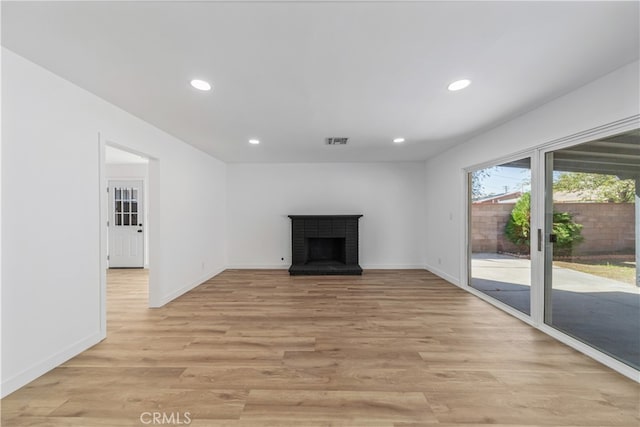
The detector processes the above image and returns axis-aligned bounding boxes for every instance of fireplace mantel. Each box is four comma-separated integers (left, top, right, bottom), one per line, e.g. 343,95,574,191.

288,215,363,275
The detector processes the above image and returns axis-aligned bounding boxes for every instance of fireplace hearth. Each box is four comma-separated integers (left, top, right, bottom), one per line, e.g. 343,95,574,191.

288,215,363,275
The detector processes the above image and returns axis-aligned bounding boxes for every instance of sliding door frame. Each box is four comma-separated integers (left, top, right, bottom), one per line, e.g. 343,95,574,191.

463,115,640,381
463,149,540,324
534,117,639,381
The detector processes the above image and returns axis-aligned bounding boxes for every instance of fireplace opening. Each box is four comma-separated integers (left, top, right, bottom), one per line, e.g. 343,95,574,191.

306,238,346,265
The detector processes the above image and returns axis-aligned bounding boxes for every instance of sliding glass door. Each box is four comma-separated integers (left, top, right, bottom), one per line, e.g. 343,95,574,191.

469,158,532,315
467,128,639,372
544,130,639,370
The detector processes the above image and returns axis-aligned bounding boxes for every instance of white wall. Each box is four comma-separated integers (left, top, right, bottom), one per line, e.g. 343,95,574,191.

227,162,426,269
424,60,640,285
105,162,150,267
1,48,227,397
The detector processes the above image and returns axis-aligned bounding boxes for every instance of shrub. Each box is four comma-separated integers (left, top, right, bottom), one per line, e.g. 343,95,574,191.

504,192,583,255
505,193,531,248
551,212,584,256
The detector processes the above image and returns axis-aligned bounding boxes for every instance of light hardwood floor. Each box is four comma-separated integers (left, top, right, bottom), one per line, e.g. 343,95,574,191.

2,269,639,426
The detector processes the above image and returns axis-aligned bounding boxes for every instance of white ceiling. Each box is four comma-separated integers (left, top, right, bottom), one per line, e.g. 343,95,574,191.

2,1,639,163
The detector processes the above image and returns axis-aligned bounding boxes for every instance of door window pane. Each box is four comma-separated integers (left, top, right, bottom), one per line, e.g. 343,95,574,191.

469,158,532,315
112,184,142,228
545,129,639,369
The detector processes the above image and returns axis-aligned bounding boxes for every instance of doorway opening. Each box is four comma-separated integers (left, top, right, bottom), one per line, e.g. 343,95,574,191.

105,146,149,270
100,141,155,339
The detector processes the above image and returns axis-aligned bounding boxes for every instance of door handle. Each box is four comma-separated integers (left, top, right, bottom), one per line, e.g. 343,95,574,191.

537,229,542,252
137,230,143,233
549,233,557,243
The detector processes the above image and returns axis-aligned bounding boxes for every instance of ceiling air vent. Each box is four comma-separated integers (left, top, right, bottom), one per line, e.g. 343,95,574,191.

326,137,349,145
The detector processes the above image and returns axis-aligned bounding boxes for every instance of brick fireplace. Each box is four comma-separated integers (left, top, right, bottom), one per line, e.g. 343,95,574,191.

288,215,363,275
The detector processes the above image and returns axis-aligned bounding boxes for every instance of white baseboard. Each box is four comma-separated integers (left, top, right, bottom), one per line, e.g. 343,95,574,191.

153,267,225,307
1,331,102,398
361,264,426,270
423,264,460,286
225,265,288,269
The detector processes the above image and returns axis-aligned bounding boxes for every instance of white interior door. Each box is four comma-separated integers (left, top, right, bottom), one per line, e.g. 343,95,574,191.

108,180,144,268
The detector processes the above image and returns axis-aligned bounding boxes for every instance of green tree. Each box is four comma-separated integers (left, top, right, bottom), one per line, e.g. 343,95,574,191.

505,192,584,255
471,168,492,198
471,166,497,199
504,193,531,247
553,172,635,203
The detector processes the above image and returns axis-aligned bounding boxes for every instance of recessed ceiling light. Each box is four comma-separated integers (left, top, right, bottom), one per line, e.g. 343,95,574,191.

448,79,471,91
393,138,405,144
190,79,212,91
249,139,260,145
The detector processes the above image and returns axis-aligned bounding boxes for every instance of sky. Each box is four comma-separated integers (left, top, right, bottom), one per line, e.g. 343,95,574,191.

477,165,531,196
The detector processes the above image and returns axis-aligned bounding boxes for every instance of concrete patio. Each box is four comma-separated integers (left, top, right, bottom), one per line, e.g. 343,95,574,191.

471,253,639,370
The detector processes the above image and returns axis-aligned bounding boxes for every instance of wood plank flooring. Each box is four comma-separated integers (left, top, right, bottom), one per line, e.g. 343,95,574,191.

2,269,639,426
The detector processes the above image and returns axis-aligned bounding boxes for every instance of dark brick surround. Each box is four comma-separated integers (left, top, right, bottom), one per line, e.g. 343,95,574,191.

288,215,363,275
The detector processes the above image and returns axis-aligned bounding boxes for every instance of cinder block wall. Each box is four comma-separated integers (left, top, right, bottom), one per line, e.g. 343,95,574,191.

562,203,635,254
471,203,635,255
471,204,522,253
